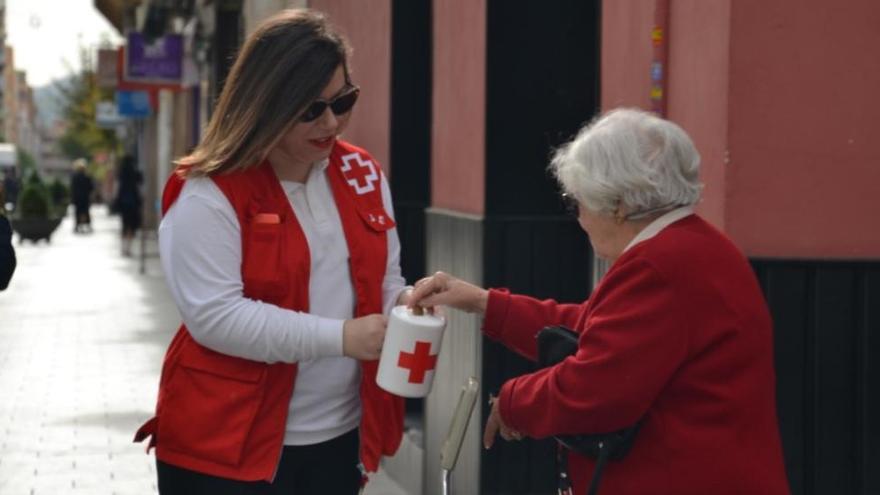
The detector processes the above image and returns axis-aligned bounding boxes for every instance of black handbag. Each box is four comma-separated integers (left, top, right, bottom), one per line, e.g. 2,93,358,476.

536,326,641,495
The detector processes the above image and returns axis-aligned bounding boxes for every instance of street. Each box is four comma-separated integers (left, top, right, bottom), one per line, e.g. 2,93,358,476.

0,207,407,494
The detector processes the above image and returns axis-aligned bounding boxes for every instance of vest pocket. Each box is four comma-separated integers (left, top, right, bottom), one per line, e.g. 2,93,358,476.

356,206,396,233
158,339,266,467
242,220,286,300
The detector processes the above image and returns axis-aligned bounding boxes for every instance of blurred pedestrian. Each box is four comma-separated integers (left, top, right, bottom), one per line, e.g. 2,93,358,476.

135,9,410,494
71,159,94,233
113,155,143,256
0,194,15,290
2,168,19,213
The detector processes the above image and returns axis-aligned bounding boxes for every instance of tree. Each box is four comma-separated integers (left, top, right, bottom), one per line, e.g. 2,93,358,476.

55,47,120,161
17,149,37,177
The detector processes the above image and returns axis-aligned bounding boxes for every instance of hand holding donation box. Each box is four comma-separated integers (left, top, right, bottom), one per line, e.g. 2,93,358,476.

376,306,446,398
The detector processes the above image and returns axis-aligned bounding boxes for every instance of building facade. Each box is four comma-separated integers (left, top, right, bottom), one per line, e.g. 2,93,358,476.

96,1,880,494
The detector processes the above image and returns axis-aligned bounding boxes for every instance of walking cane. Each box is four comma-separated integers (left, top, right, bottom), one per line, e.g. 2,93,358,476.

440,377,480,495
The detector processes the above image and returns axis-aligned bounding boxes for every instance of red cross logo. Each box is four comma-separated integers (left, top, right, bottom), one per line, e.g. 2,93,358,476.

397,341,438,384
340,152,378,195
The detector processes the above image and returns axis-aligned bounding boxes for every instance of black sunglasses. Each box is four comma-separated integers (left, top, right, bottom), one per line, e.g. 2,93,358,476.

299,86,360,122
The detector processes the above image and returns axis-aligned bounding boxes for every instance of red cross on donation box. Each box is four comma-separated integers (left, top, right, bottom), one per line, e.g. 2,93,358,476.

397,341,438,384
375,306,446,398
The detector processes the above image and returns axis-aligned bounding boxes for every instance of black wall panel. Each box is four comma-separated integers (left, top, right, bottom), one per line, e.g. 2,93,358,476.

480,0,600,491
485,0,601,216
759,265,809,494
481,217,592,494
390,0,432,419
754,260,880,495
213,0,243,101
863,268,880,494
390,0,431,286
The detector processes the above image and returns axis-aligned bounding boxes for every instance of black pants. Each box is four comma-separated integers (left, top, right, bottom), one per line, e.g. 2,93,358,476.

157,428,362,494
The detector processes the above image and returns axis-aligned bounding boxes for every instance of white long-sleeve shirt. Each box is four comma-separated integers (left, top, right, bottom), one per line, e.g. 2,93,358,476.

158,158,408,445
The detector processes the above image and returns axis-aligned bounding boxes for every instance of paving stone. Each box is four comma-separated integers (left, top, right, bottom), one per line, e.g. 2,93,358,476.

0,209,408,494
0,211,173,494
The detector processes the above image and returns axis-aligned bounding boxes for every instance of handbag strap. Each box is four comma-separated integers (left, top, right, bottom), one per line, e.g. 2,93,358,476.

557,441,612,495
556,444,574,495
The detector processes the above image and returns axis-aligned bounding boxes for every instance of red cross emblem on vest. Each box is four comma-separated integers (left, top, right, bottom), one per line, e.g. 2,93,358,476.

340,152,379,195
397,341,438,384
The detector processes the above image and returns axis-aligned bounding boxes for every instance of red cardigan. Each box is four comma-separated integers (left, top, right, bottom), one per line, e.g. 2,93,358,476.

484,215,789,495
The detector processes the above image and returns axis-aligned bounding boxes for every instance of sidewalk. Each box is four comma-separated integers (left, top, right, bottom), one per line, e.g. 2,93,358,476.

0,208,409,494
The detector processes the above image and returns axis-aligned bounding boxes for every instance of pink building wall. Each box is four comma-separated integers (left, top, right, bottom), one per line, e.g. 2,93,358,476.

666,0,731,230
725,0,880,258
602,0,880,259
309,0,392,173
431,0,486,215
310,0,488,214
600,1,653,111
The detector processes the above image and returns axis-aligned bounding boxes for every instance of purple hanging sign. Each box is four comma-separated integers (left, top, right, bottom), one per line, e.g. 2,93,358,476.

125,32,183,83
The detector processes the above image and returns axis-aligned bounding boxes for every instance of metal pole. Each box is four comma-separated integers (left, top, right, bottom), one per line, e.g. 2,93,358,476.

441,469,451,495
137,119,147,275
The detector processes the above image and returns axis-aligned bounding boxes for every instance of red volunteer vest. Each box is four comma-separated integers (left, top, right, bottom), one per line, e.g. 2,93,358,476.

134,140,404,481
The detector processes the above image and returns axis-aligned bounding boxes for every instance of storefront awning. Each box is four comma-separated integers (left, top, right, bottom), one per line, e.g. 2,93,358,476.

94,0,143,33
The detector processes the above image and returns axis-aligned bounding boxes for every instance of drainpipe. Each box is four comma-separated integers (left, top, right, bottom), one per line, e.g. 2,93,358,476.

651,0,671,117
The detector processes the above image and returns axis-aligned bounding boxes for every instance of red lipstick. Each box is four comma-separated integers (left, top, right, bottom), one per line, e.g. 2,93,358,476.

309,136,335,149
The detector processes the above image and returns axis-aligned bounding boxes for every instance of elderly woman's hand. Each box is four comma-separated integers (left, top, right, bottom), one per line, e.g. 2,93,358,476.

484,395,522,449
408,271,489,314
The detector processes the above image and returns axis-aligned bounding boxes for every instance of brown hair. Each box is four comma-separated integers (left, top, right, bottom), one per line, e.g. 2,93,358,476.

177,9,350,176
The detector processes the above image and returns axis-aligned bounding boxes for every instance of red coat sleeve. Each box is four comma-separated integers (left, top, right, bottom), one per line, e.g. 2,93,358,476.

497,257,689,437
482,288,585,361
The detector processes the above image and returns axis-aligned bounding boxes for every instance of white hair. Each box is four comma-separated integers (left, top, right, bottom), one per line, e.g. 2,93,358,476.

551,108,702,218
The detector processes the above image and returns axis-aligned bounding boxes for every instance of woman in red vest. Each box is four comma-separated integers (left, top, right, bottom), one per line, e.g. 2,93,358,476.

135,9,408,494
408,109,790,494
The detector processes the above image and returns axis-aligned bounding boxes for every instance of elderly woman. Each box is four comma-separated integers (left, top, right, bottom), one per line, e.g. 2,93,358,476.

409,109,790,494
